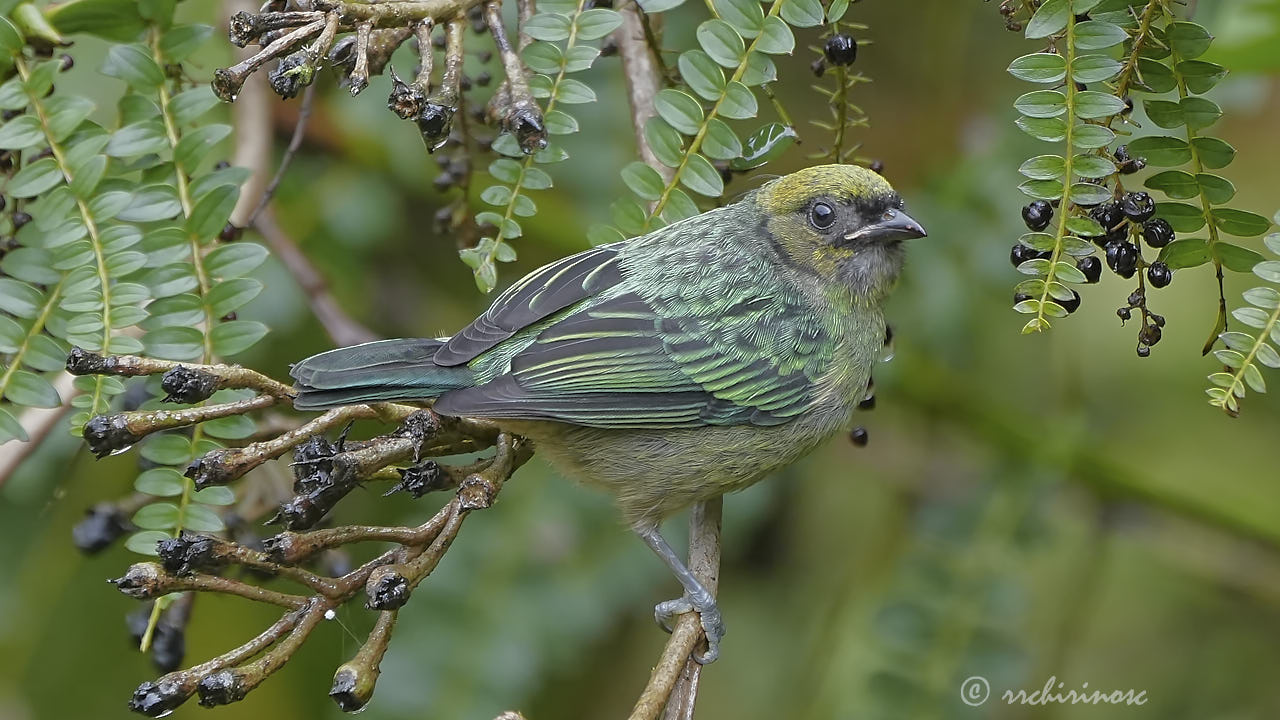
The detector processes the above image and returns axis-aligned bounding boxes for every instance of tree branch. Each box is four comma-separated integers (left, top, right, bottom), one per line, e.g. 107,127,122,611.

613,2,672,182
629,498,722,720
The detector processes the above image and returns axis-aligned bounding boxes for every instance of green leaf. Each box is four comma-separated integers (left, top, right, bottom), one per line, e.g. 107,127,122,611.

132,502,181,530
135,467,185,496
730,122,795,170
160,23,213,63
697,19,746,67
0,115,43,149
0,278,44,318
0,17,22,56
644,117,685,168
718,82,757,120
205,243,267,278
662,188,700,223
1072,154,1115,179
175,123,232,170
1180,97,1221,130
622,158,665,198
183,504,225,532
1144,170,1198,198
779,0,823,28
713,0,764,38
8,158,64,198
125,531,169,556
1014,90,1067,118
522,41,563,75
1214,242,1265,272
679,50,726,101
1243,287,1280,309
480,184,512,206
1142,100,1182,132
1071,54,1122,83
638,0,686,11
170,86,219,126
1073,91,1127,119
1255,261,1280,284
145,325,204,360
1069,183,1111,206
1177,60,1228,94
681,153,724,197
101,43,164,89
655,89,705,135
1212,209,1272,238
105,121,168,157
756,17,794,55
1019,155,1066,181
4,370,61,407
524,13,571,41
543,109,578,135
1016,116,1067,142
1158,238,1211,269
576,8,623,40
1072,124,1115,149
1167,21,1212,60
702,118,743,161
563,46,599,73
1025,0,1068,39
193,485,237,505
1073,20,1127,50
520,167,552,190
1126,136,1191,167
556,78,596,104
1018,179,1063,201
187,185,239,239
1190,137,1235,169
1156,202,1207,232
1135,58,1177,93
119,184,181,222
740,52,776,86
1195,174,1235,205
1008,53,1067,83
210,320,268,356
207,278,263,317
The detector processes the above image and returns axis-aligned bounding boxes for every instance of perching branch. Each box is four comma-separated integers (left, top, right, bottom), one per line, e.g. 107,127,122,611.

629,498,722,720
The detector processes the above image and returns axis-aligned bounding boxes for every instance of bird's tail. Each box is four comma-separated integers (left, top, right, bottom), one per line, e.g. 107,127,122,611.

290,338,475,410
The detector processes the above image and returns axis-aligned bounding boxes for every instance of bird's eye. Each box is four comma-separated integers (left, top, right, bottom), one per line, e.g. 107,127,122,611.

810,202,836,231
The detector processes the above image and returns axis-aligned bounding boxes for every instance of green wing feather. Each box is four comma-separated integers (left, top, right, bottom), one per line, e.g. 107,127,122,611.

433,209,835,429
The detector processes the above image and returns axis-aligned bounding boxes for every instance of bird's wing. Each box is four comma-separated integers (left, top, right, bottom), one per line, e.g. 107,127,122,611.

433,244,624,366
432,287,830,429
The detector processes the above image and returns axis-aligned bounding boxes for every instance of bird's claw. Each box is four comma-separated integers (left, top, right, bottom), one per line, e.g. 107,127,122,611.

653,591,724,664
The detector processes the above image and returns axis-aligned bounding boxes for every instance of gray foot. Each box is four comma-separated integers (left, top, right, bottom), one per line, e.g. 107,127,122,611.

653,590,724,664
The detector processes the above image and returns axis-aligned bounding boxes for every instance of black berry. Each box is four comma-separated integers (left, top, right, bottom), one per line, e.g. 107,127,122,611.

1139,324,1162,346
1011,243,1050,268
1136,345,1150,358
849,426,868,447
824,34,858,66
1022,200,1053,231
1091,201,1125,232
11,210,31,229
1121,192,1156,223
1146,261,1172,288
1142,218,1174,248
1117,307,1132,321
1077,255,1102,283
1105,241,1138,279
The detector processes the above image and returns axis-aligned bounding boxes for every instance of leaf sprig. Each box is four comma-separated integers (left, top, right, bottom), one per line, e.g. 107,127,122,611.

1207,219,1280,416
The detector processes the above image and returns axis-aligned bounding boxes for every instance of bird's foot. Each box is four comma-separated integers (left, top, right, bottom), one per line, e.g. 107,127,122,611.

653,589,724,664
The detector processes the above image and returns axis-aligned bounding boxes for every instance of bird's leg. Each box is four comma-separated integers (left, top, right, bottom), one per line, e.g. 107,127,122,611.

633,523,724,664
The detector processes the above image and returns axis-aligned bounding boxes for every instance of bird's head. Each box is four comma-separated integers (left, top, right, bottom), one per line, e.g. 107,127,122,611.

754,164,926,304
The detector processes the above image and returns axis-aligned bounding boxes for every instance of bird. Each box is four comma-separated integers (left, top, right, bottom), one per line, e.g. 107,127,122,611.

289,164,926,662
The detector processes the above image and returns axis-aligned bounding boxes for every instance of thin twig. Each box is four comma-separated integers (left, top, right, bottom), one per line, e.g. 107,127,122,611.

613,1,672,183
246,82,317,228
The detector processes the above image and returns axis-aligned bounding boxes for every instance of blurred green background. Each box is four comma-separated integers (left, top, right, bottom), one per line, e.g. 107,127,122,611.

4,0,1280,718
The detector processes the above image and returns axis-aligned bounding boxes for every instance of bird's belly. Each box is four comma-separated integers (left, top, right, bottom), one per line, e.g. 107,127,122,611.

500,404,857,526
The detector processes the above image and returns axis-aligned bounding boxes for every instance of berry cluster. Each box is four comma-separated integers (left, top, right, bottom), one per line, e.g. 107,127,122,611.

1013,180,1179,356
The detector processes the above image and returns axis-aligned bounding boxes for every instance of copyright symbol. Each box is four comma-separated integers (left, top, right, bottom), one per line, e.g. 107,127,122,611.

960,676,990,707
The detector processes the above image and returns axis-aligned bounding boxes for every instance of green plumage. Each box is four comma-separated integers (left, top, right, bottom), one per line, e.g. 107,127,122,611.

291,164,924,525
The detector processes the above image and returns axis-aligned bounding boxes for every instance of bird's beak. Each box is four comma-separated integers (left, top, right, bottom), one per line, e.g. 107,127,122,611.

843,209,928,244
